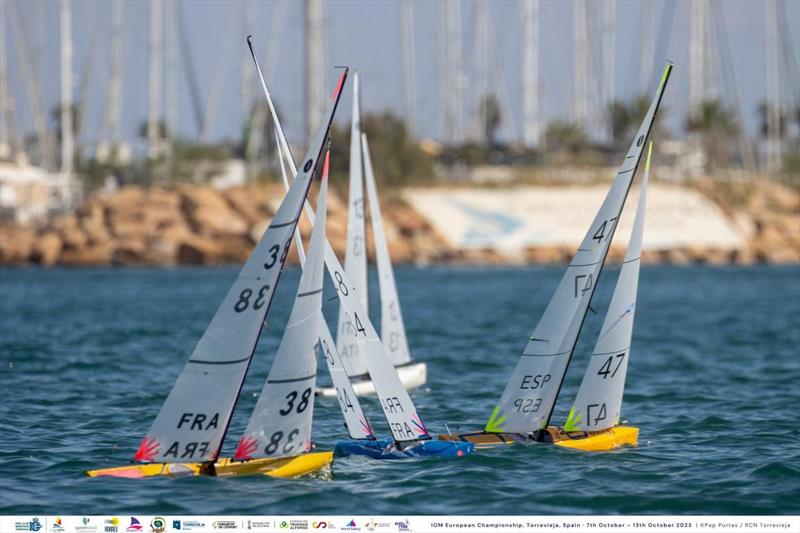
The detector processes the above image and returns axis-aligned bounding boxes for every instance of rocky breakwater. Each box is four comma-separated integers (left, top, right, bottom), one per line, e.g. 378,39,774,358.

0,184,447,267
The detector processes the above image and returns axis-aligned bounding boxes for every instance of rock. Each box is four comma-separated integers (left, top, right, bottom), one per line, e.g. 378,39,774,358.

60,243,113,266
177,238,225,264
181,186,248,236
224,186,273,224
0,225,36,264
524,246,564,264
30,231,63,266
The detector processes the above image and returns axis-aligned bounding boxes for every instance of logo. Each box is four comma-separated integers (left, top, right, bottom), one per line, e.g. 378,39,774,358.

50,518,65,532
341,520,359,532
394,520,411,532
175,521,205,532
104,518,120,533
365,519,376,531
245,520,271,530
311,522,328,529
126,518,143,532
212,522,237,530
14,518,42,532
150,517,166,533
76,518,98,533
279,523,288,530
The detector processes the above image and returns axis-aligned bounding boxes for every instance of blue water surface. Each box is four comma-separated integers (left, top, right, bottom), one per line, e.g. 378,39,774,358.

1,265,798,514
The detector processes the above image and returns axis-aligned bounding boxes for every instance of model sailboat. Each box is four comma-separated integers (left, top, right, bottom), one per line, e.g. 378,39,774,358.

255,62,472,460
86,57,349,478
328,73,427,397
439,62,671,453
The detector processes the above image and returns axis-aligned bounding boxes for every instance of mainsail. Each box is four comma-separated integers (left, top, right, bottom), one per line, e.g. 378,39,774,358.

361,133,412,366
485,63,671,435
233,154,330,460
337,72,370,378
273,132,375,441
133,64,348,464
564,142,651,433
248,48,375,441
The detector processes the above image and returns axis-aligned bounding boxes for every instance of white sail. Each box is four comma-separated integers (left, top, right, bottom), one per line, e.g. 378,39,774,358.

251,54,373,440
361,133,412,366
564,142,651,433
274,131,375,441
272,121,428,444
485,63,671,435
133,66,348,464
337,72,370,378
233,156,329,460
324,239,429,443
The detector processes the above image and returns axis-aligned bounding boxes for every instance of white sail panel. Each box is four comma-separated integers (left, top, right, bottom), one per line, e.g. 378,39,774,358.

337,73,370,378
134,68,348,464
274,131,375,441
234,156,329,460
325,243,429,443
486,63,671,435
564,143,651,433
361,133,412,366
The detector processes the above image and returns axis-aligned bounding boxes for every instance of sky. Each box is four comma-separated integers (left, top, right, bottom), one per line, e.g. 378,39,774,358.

3,0,799,155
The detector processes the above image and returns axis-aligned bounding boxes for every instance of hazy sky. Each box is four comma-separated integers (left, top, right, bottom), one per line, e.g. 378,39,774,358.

4,0,799,154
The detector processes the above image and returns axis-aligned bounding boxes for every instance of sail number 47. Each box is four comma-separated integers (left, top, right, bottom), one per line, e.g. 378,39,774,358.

593,217,618,244
597,353,626,379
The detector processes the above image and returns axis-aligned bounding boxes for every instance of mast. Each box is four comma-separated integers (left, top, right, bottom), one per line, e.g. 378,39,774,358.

639,1,653,92
473,0,489,142
8,2,54,168
147,0,162,158
603,0,616,140
60,0,73,174
765,0,781,172
202,4,236,143
572,0,589,129
400,0,416,137
165,0,178,152
441,0,463,144
0,0,8,156
521,0,539,147
305,0,324,140
98,0,124,161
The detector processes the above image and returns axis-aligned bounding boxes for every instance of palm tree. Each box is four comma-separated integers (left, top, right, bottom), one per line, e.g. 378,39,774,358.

685,99,739,171
544,120,589,154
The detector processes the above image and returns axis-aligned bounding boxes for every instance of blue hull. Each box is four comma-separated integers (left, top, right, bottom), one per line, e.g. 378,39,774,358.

334,438,474,459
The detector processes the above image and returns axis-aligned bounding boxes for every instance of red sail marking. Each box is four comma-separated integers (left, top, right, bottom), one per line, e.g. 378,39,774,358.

321,151,330,182
234,435,259,461
133,436,160,462
330,72,346,102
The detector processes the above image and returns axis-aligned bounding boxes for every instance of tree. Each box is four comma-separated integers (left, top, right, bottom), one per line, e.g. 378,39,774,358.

543,120,589,153
328,111,434,188
685,99,739,171
607,95,668,149
479,94,502,146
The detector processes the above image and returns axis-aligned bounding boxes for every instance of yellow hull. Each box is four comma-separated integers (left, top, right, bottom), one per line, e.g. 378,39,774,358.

552,426,639,452
85,451,334,479
437,425,638,452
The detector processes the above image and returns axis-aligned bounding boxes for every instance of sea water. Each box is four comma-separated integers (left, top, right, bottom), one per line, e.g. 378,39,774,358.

1,265,798,514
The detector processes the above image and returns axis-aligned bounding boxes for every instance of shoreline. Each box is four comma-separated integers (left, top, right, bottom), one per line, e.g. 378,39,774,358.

1,179,797,267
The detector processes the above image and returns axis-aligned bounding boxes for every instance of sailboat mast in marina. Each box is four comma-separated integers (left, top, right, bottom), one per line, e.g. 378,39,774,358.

439,62,672,453
86,49,349,478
